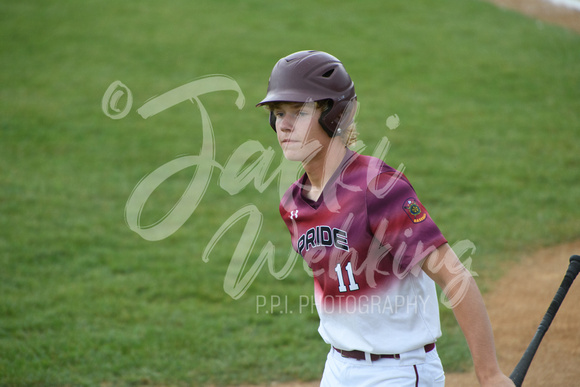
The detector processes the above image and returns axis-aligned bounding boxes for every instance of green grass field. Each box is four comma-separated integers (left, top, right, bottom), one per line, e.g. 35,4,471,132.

1,0,579,385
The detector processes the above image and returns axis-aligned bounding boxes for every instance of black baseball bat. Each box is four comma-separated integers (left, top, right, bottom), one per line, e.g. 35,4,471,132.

509,254,580,386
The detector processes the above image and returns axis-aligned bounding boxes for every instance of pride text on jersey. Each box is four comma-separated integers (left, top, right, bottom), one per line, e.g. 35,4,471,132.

297,225,349,254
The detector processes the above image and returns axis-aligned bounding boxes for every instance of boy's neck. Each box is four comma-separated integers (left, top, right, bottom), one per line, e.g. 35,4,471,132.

302,139,347,201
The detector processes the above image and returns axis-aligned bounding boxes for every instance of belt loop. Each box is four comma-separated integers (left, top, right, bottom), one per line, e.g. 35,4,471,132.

364,351,372,364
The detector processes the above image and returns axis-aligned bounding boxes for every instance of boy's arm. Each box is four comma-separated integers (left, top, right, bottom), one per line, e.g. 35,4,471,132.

422,243,515,387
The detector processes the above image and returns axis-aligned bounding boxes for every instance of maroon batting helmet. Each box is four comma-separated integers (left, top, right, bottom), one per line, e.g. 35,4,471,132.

257,50,357,137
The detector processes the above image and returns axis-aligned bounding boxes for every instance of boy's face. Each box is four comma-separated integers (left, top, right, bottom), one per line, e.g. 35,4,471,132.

272,102,329,162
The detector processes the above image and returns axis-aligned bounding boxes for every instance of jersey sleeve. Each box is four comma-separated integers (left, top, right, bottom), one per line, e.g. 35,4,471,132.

365,171,447,274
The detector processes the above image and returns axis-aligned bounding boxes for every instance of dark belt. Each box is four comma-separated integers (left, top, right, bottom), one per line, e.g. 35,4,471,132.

333,343,435,361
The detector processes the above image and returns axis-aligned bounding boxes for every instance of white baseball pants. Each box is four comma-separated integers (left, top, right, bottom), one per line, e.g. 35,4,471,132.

320,345,445,386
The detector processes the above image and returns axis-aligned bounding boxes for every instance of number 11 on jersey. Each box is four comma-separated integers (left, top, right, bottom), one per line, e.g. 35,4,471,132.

335,262,360,292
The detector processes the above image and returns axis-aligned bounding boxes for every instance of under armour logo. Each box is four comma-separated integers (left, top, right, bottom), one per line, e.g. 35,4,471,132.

290,210,299,220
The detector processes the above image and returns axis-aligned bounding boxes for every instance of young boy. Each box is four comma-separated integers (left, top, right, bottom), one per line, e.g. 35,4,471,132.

257,50,514,386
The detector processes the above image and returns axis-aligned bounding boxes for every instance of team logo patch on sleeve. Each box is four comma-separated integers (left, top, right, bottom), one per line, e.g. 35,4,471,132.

402,197,427,223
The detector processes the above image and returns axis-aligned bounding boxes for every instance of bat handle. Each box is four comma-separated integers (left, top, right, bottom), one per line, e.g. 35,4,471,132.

509,255,580,387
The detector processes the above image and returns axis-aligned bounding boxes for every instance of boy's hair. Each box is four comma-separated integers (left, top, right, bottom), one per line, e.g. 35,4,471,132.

264,100,358,148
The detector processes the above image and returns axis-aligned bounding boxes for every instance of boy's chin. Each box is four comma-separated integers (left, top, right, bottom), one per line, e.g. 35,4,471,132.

282,151,304,162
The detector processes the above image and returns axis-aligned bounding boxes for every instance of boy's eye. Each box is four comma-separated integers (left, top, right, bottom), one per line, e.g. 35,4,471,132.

273,107,314,119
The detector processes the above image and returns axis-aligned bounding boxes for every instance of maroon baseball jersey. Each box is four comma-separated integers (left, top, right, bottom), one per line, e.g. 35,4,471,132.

279,149,448,354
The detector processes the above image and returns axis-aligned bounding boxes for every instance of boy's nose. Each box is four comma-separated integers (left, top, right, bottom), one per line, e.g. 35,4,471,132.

277,115,294,131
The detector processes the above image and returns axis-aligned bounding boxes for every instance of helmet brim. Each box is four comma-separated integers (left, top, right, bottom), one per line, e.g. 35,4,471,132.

256,92,327,107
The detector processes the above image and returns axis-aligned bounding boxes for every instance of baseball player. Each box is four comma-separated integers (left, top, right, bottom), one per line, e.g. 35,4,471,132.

257,50,514,386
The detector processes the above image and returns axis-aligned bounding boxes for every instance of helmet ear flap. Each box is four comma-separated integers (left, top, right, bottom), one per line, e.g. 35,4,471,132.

269,110,277,131
319,97,357,137
318,100,335,137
